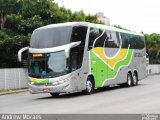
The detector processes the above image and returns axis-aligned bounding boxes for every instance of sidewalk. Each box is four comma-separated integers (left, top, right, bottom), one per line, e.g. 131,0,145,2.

0,88,28,95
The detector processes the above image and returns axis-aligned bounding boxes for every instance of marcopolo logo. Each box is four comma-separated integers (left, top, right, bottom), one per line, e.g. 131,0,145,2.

142,114,159,120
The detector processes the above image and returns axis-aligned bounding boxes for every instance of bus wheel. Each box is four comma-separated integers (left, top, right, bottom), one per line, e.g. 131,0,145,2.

126,73,133,87
133,73,138,86
50,93,59,97
83,76,94,95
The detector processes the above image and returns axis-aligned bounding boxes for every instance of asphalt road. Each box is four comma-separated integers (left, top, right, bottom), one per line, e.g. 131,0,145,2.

0,75,160,114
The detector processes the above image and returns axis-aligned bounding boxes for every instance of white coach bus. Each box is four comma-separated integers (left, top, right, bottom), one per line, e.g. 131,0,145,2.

18,22,147,96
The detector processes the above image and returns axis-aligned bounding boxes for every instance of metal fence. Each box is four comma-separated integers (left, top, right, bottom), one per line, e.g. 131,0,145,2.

0,68,28,90
147,64,160,75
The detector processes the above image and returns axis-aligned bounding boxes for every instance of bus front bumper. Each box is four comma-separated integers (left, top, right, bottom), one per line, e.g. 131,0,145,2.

28,80,73,94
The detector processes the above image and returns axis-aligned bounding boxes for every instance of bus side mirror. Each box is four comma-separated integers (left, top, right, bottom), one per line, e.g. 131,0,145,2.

18,46,29,62
65,41,81,58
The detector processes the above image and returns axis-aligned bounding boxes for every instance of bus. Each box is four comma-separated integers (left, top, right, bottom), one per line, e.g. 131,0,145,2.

18,22,147,96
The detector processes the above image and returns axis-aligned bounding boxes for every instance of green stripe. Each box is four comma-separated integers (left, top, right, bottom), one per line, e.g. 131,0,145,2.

28,77,49,84
90,49,133,87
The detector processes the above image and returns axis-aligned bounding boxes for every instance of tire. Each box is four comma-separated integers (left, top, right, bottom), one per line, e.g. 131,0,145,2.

50,93,60,97
126,73,133,87
83,76,94,95
132,73,138,86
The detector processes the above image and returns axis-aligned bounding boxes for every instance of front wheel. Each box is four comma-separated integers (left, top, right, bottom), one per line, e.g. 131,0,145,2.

83,76,94,95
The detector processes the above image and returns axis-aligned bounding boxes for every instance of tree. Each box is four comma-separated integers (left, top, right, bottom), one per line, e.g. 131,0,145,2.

71,10,86,21
0,0,21,29
144,33,160,64
85,14,102,24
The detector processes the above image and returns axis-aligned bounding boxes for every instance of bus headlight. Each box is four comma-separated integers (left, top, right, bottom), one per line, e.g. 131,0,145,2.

59,79,66,84
31,82,34,85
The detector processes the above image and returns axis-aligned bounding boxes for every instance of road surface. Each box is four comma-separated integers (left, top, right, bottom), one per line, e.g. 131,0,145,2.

0,75,160,113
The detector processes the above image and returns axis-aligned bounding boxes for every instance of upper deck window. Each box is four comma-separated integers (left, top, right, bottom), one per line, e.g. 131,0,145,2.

71,26,87,46
30,26,72,48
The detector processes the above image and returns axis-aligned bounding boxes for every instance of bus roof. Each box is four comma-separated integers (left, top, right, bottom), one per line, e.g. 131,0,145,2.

88,23,143,36
35,22,143,36
35,22,88,31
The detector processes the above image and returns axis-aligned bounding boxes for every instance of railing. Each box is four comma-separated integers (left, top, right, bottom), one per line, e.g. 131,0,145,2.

0,68,28,90
147,64,160,75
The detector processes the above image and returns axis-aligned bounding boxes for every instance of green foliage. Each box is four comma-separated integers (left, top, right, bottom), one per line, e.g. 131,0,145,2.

0,0,21,14
71,10,86,21
6,14,43,35
0,28,31,67
85,14,102,24
144,33,160,64
0,0,21,29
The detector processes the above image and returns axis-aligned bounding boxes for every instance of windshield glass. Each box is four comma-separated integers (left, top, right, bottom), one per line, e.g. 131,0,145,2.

29,51,69,78
30,26,72,48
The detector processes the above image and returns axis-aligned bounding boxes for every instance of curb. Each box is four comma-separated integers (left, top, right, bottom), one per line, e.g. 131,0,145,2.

0,89,28,96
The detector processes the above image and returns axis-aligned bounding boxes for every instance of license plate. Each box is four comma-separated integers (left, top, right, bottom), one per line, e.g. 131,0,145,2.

43,88,50,92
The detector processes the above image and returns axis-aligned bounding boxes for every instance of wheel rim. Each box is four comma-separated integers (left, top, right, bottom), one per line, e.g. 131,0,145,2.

86,80,92,93
133,74,137,85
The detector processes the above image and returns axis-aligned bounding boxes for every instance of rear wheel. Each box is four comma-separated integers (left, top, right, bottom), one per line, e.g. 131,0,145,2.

50,93,60,97
126,73,133,87
83,76,94,95
132,73,138,86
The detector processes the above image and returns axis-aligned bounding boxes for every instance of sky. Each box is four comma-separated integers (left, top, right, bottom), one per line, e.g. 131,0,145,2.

54,0,160,34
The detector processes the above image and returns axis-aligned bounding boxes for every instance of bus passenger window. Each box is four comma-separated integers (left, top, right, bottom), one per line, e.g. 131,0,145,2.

121,33,129,48
94,29,107,48
105,31,120,48
88,28,101,50
71,26,87,46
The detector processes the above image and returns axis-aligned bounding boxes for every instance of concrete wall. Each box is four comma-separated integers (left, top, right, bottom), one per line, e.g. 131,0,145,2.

147,64,160,75
0,68,28,90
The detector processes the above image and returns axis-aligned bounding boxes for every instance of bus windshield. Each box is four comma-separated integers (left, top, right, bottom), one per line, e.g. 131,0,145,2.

29,51,69,78
30,26,72,48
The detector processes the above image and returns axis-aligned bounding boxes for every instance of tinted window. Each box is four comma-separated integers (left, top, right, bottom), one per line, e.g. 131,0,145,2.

120,33,129,48
120,33,145,49
30,26,72,48
70,26,87,70
104,31,120,48
130,35,145,49
94,29,107,47
88,28,101,50
71,26,87,46
139,36,145,49
88,28,120,49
